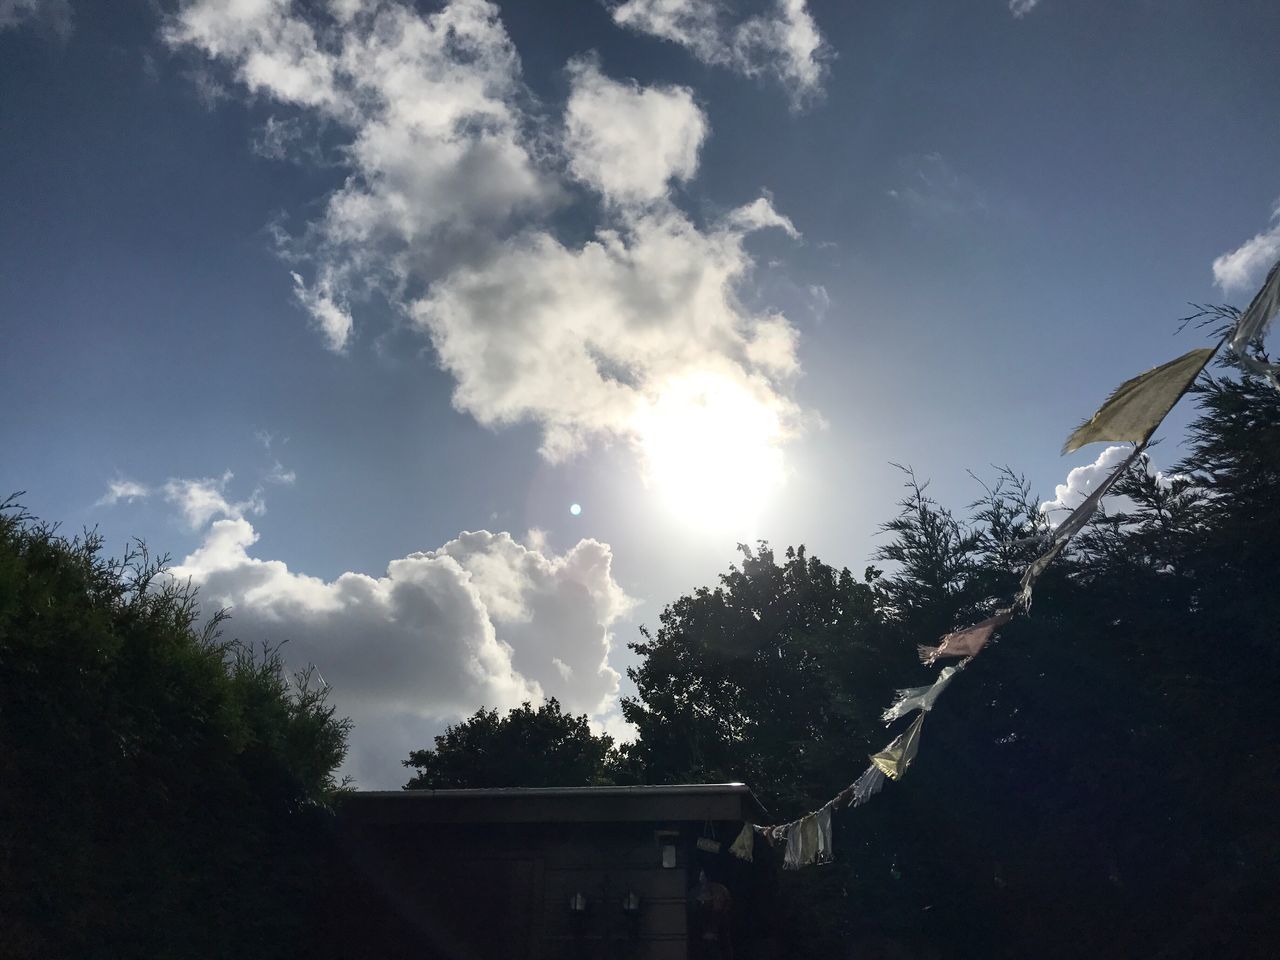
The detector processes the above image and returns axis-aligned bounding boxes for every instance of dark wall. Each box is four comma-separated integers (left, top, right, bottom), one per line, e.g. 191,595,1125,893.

314,817,781,960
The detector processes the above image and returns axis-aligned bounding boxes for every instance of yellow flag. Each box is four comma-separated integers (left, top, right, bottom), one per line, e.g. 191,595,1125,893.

870,712,925,780
1063,347,1216,454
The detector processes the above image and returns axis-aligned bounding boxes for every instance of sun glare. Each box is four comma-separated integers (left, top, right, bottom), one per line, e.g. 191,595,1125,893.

634,372,787,531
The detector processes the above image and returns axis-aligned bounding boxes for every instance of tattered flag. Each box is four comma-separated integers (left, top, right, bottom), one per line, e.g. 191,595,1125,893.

918,611,1013,665
882,666,960,721
1063,347,1216,454
870,712,926,780
1229,258,1280,390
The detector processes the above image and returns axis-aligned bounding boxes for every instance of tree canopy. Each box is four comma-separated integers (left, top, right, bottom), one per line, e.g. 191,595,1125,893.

0,505,351,960
403,698,620,789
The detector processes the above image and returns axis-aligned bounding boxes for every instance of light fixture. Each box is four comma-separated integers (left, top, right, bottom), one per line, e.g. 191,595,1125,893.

567,892,588,914
621,890,642,915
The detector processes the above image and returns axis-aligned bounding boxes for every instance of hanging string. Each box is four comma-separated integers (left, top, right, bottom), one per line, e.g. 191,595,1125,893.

751,260,1278,864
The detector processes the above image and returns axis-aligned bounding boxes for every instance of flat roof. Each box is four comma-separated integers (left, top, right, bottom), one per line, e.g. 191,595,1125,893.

339,783,769,825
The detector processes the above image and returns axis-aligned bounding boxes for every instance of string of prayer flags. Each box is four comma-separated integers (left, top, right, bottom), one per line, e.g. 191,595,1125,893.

748,260,1280,868
882,665,960,721
781,806,835,869
1062,346,1217,454
729,822,754,862
1017,444,1144,609
918,610,1013,664
1229,257,1280,390
870,712,926,781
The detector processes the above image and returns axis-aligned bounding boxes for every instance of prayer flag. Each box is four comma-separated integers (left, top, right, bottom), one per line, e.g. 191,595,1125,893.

846,764,886,808
882,666,959,721
1063,347,1216,454
870,713,925,780
1230,258,1280,390
918,611,1013,664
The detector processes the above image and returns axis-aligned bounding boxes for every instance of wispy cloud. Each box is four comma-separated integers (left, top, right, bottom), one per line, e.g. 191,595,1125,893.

888,153,988,220
0,0,71,36
256,431,298,486
609,0,829,107
1212,199,1280,297
95,478,152,507
1008,0,1042,19
162,472,264,530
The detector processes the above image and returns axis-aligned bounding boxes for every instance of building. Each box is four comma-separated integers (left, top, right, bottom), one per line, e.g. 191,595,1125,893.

318,783,778,960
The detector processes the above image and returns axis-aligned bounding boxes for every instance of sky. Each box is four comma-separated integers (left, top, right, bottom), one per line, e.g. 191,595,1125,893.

2,0,1279,787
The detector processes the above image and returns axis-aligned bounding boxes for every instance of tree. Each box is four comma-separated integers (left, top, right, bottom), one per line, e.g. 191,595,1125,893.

403,698,619,789
0,501,351,960
622,543,899,817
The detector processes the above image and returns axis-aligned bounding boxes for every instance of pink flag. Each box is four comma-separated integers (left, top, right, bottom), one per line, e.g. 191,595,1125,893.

917,608,1014,664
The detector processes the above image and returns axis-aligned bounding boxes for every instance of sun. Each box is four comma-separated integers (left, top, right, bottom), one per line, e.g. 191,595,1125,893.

632,372,787,531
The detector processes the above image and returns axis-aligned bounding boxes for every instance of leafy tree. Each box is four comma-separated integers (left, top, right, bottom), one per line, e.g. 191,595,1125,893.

403,698,619,789
0,501,351,960
622,543,899,817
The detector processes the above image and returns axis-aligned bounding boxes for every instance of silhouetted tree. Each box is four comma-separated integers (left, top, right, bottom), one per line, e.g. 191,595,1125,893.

403,698,619,789
0,502,351,960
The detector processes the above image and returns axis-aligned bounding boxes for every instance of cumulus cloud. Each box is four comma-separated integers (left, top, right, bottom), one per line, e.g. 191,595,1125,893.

162,482,632,786
1212,200,1280,297
412,199,804,461
0,0,71,35
564,58,707,206
1040,444,1131,517
170,1,812,491
167,0,558,351
1008,0,1041,18
609,0,828,105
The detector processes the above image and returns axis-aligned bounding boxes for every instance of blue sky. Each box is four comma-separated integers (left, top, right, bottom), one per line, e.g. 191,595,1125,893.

3,0,1279,786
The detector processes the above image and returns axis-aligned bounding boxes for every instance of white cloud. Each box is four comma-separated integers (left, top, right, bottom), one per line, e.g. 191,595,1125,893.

1040,444,1131,517
1212,201,1280,297
95,478,152,507
609,0,827,105
610,0,828,105
163,484,633,787
170,3,812,499
411,199,804,461
564,59,707,206
167,0,558,351
1008,0,1041,18
289,271,353,353
266,462,297,486
0,0,71,34
162,472,265,529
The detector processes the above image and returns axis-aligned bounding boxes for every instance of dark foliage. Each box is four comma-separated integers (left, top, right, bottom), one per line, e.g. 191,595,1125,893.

620,360,1280,958
403,698,621,789
0,505,351,960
